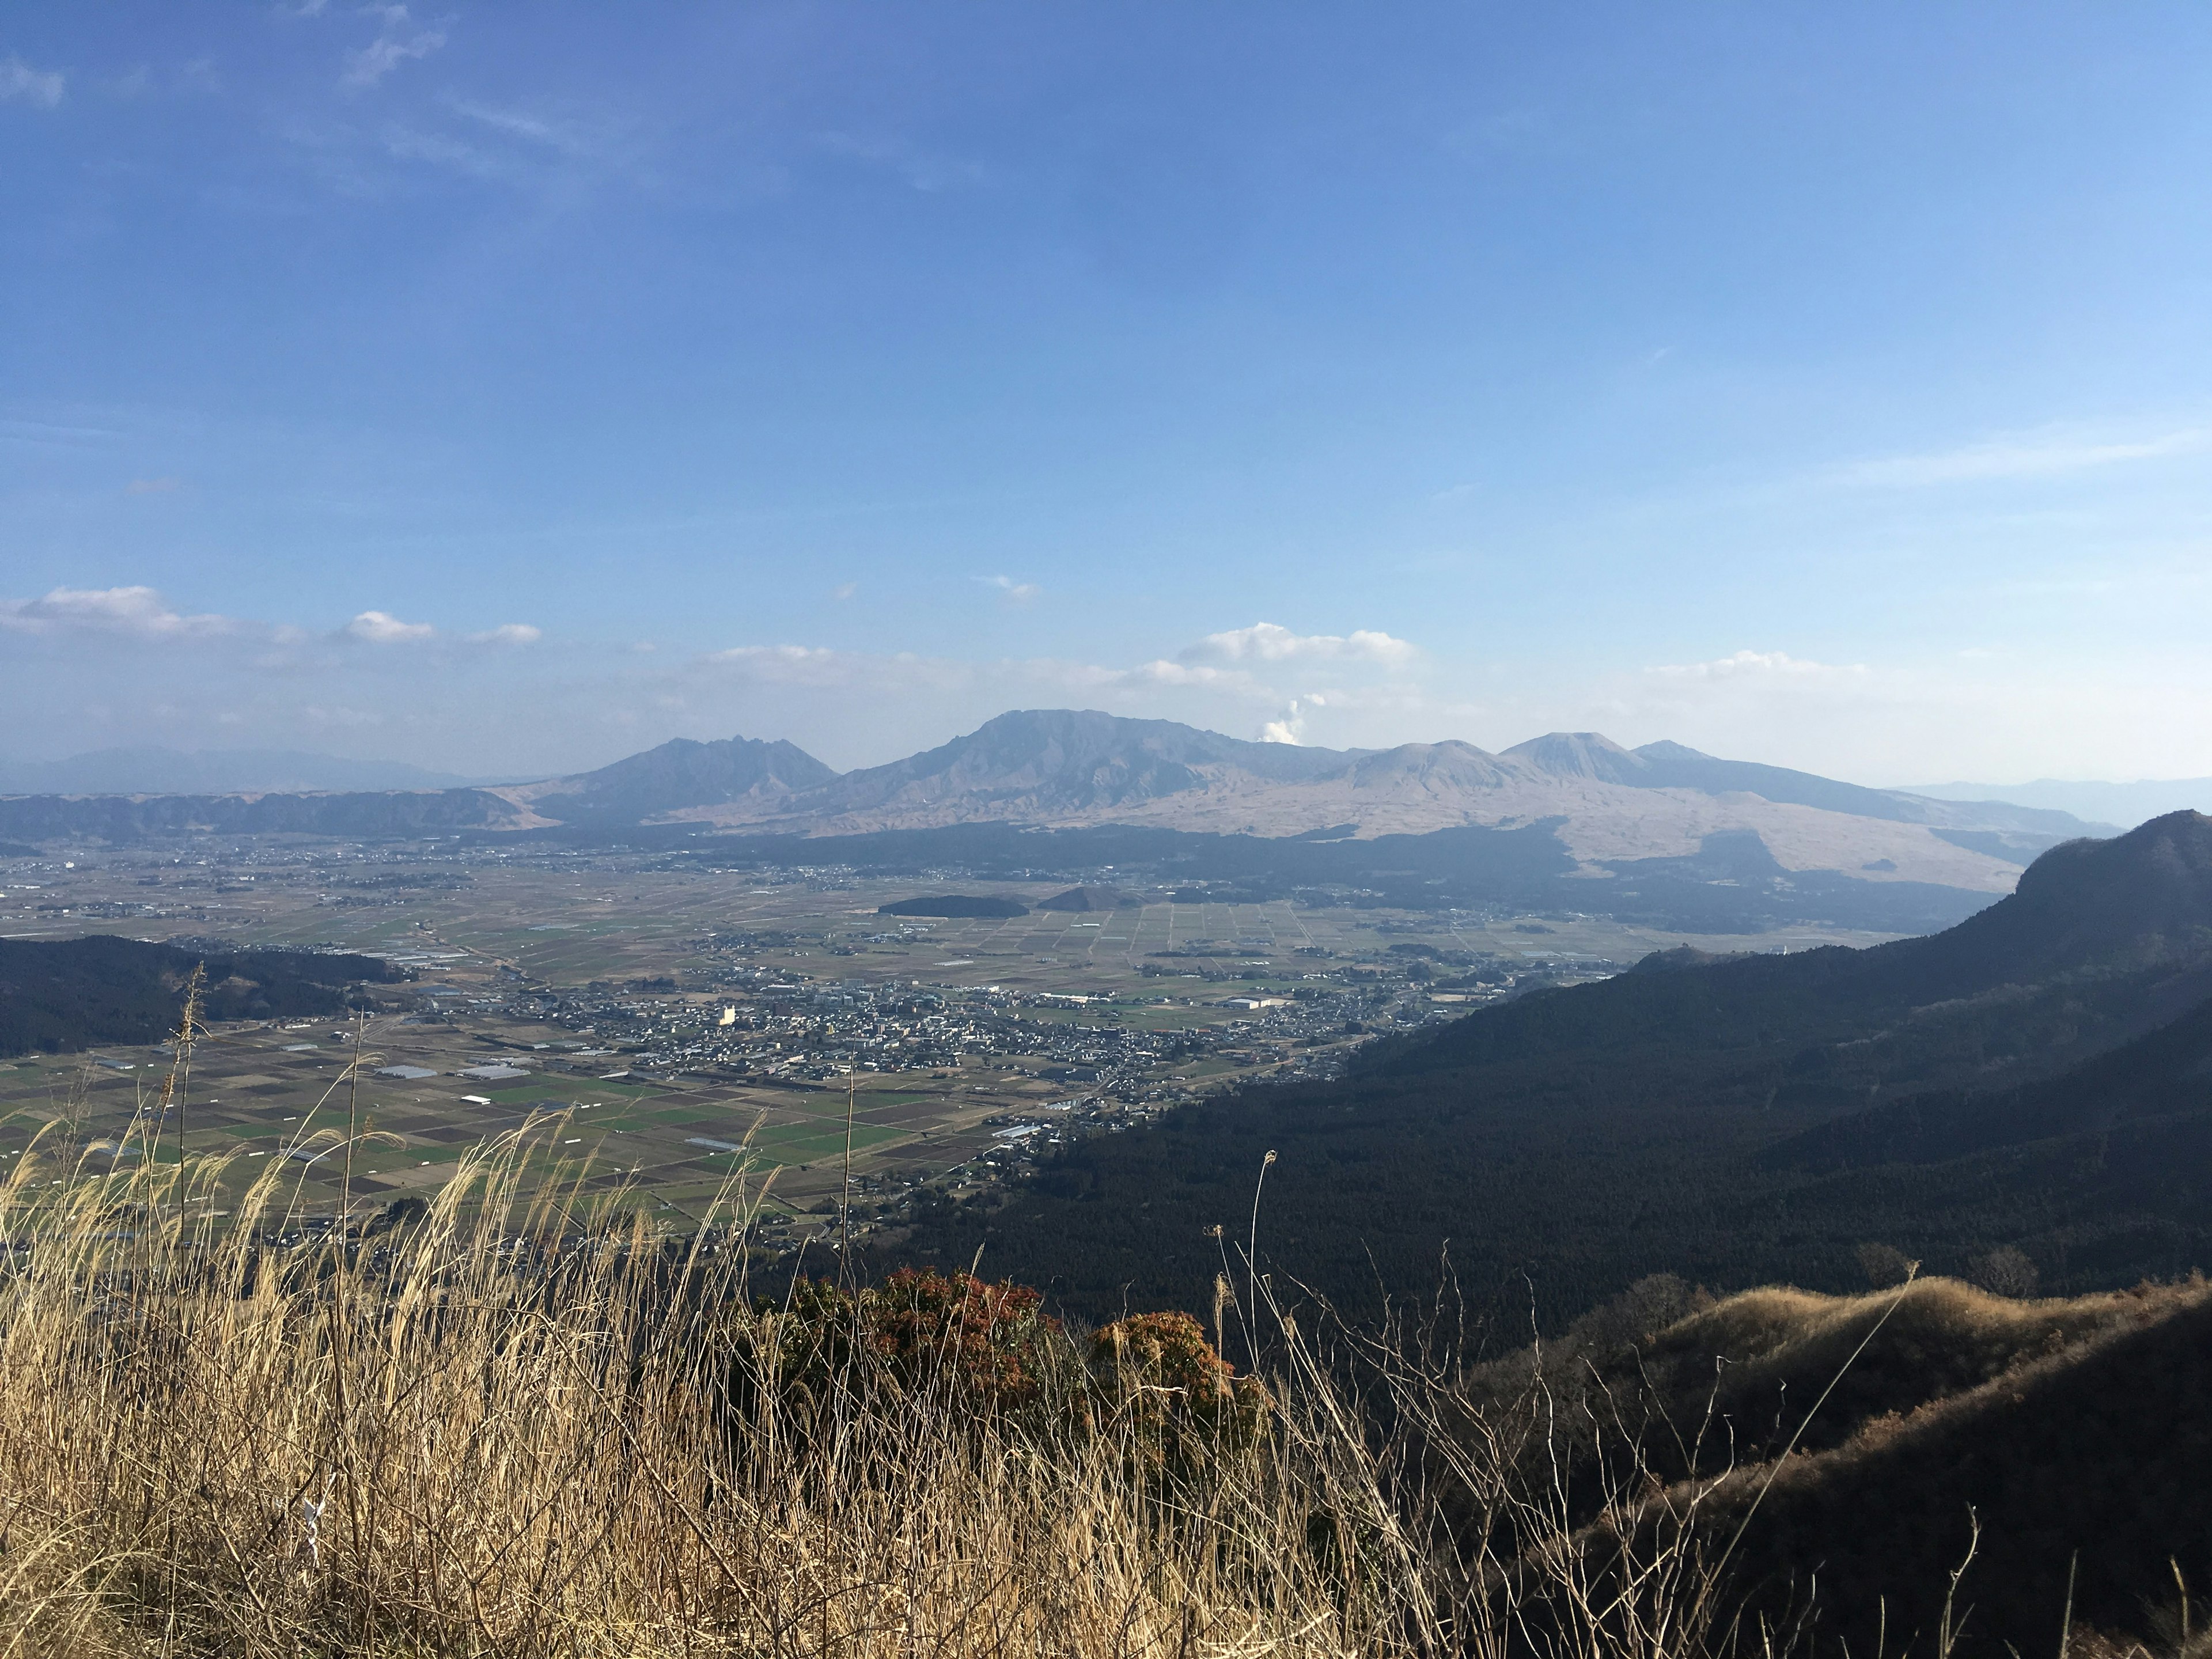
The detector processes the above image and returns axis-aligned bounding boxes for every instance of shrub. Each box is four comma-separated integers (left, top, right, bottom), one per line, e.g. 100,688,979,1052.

1968,1243,2040,1298
1857,1240,1914,1287
727,1267,1066,1432
1089,1309,1272,1459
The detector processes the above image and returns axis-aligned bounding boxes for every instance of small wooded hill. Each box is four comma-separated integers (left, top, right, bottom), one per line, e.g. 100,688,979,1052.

894,813,2212,1326
1499,1276,2212,1655
0,935,406,1057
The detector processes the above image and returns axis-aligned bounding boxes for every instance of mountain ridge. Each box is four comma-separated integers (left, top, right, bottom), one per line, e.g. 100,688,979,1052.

604,711,2103,895
1,713,2112,908
0,747,490,796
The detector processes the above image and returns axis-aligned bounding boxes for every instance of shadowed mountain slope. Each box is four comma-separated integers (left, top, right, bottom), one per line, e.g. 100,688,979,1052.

1701,1281,2212,1653
1475,1275,2212,1655
0,935,406,1058
890,814,2212,1325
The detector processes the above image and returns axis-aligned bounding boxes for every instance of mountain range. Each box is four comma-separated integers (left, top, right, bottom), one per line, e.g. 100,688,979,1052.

1903,774,2212,829
0,712,2117,927
493,717,2097,885
0,747,487,796
483,710,2101,893
890,810,2212,1326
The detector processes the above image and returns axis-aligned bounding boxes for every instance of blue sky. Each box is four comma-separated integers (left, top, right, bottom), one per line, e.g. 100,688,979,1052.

5,3,2210,782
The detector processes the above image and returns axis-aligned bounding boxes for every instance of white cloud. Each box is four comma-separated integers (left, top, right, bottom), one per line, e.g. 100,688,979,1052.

1650,649,1865,681
341,9,445,90
0,54,63,108
980,574,1041,605
1840,425,2211,488
0,585,235,639
831,581,858,601
1180,621,1418,666
469,623,541,646
345,609,436,644
706,644,844,683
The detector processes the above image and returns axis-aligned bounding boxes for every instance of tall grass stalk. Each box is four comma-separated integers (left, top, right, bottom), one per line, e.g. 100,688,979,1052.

0,1073,1770,1657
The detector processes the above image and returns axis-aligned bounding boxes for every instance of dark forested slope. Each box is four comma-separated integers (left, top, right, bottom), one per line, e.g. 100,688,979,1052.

894,814,2212,1326
0,935,406,1058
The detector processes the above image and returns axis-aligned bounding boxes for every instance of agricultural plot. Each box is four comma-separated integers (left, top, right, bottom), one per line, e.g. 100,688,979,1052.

1,840,1907,1232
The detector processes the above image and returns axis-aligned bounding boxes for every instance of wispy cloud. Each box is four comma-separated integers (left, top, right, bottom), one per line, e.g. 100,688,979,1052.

469,623,541,645
126,476,183,495
1839,425,2212,488
1,418,116,447
364,97,643,197
0,53,64,108
379,124,512,181
980,574,1041,605
1649,649,1863,681
449,99,619,160
341,7,445,90
1180,621,1418,666
0,585,236,639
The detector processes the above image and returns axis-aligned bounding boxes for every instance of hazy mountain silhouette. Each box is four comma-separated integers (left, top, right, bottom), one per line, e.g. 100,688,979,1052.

1907,774,2212,830
0,747,483,795
517,735,837,823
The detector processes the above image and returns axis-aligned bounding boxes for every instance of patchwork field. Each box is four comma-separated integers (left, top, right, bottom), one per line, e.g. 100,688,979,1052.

0,841,1906,1232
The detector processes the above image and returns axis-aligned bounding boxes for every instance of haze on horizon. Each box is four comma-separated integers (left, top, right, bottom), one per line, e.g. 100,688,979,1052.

5,5,2210,787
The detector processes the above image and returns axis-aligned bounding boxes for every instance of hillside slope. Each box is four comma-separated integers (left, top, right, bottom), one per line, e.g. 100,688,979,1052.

1477,1276,2212,1654
1691,1281,2212,1653
0,935,407,1057
891,813,2212,1324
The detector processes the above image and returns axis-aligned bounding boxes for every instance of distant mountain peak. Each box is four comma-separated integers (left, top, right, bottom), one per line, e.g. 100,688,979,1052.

1501,731,1649,782
519,732,838,821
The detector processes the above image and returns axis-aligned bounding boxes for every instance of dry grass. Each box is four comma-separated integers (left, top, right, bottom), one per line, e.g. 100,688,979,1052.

7,1018,2186,1657
0,1022,1779,1659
